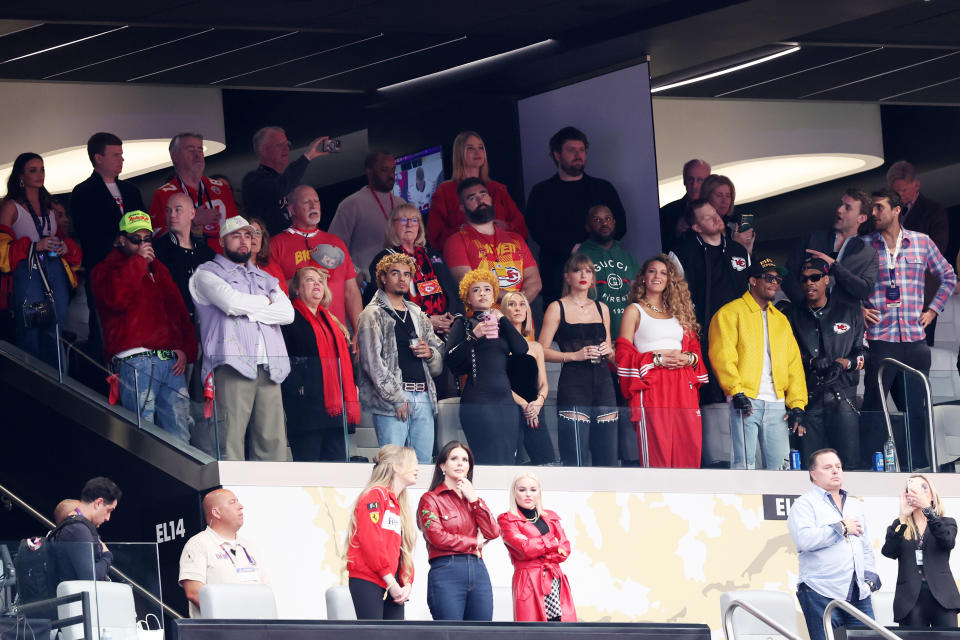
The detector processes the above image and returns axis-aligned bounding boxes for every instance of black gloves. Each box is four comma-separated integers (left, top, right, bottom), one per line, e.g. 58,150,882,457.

789,407,806,430
810,356,832,371
732,393,753,416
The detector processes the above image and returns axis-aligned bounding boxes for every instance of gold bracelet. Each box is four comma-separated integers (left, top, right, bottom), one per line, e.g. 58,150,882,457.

562,352,567,364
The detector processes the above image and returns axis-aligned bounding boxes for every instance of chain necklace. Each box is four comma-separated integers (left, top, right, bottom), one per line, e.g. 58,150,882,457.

640,298,666,314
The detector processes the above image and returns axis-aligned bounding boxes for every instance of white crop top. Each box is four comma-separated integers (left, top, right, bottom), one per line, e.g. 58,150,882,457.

632,303,683,352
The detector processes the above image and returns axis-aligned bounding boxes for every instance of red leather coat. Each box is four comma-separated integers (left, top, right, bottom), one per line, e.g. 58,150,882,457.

497,510,576,622
417,484,500,561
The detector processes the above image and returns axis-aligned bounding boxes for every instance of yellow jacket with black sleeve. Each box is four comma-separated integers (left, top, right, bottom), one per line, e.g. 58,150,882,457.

708,290,807,409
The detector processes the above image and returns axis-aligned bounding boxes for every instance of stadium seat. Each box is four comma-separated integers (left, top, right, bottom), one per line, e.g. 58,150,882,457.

492,585,514,622
719,590,799,640
196,583,277,619
933,404,960,469
57,580,138,640
870,591,896,627
324,584,357,620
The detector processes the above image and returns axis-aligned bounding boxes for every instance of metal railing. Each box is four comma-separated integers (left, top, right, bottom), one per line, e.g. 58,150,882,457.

877,357,937,472
823,599,901,640
722,598,804,640
0,481,182,620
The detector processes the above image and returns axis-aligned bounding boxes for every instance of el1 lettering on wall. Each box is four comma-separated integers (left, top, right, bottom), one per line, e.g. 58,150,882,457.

156,518,186,543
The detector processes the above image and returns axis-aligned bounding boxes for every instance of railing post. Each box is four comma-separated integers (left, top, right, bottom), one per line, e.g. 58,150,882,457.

877,358,937,472
722,599,804,640
822,598,902,640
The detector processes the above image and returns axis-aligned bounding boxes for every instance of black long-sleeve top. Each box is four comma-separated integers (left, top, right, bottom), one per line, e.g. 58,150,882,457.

446,314,527,401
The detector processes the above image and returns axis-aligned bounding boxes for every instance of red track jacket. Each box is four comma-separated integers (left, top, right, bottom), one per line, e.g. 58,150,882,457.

346,486,413,588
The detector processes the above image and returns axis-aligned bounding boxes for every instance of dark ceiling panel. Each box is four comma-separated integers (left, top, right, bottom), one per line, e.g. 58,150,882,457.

794,2,960,47
1,26,198,80
816,50,960,101
0,23,110,64
884,75,960,103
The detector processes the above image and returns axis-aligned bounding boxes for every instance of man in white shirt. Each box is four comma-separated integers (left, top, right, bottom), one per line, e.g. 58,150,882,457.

189,216,294,461
179,489,268,618
328,151,405,285
787,448,879,640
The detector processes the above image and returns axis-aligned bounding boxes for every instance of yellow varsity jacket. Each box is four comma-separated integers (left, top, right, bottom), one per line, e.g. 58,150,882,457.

708,290,807,409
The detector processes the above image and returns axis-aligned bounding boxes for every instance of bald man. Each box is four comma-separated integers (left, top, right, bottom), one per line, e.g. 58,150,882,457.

178,489,268,617
53,499,80,525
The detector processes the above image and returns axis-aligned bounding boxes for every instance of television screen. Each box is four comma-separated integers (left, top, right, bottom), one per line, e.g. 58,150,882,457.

393,145,444,217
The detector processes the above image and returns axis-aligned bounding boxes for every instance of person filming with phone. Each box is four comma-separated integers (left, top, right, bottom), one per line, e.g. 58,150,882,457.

881,474,960,627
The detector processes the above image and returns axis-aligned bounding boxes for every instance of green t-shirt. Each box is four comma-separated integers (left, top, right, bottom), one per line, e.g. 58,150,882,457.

578,239,640,340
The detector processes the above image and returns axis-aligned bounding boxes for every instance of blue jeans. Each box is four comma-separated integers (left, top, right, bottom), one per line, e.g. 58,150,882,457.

427,554,493,621
373,390,434,463
729,397,789,469
116,353,192,443
13,254,70,370
797,582,874,640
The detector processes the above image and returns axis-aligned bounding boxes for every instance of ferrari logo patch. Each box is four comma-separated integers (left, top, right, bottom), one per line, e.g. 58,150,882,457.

370,512,380,524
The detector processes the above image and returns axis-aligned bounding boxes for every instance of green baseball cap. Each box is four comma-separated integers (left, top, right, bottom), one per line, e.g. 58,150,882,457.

119,210,153,234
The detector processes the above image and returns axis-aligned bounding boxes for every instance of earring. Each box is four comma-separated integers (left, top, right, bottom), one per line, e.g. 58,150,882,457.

18,178,24,188
441,469,446,476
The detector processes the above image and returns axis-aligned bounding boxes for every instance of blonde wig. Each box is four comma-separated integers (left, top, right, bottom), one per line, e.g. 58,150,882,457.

458,267,500,313
629,254,700,335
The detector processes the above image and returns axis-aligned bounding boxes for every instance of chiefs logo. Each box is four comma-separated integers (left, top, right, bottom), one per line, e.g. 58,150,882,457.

833,322,851,334
731,257,747,271
493,265,522,289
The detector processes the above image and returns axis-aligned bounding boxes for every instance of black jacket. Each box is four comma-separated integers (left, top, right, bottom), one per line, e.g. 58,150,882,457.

789,296,867,392
70,172,144,271
280,310,346,434
52,515,112,581
783,230,878,308
881,513,960,622
362,246,465,317
241,157,310,236
670,234,750,330
659,195,689,253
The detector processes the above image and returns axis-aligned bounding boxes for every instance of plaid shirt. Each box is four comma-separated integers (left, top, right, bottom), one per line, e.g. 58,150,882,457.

863,229,956,342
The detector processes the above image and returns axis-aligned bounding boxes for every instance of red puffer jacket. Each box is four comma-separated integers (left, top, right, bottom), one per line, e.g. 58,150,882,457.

497,510,576,622
417,484,500,560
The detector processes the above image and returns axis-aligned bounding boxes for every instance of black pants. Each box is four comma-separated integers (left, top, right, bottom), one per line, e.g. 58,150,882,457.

349,577,404,620
289,429,347,462
803,386,860,470
515,405,557,465
556,362,618,466
899,582,958,627
861,340,931,470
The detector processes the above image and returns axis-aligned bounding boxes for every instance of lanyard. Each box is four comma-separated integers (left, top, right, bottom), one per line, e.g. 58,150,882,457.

883,231,903,284
177,176,211,209
23,200,51,239
368,187,395,221
220,542,254,565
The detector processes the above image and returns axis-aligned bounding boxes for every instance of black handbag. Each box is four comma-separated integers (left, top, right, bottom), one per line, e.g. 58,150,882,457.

21,243,56,330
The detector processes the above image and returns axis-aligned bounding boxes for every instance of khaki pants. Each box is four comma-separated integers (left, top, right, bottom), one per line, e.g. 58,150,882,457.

214,365,286,461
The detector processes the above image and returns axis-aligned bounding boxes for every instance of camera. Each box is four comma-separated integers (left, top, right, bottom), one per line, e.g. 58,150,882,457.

322,138,342,153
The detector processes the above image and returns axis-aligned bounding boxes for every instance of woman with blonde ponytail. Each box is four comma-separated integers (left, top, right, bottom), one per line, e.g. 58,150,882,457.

345,445,419,619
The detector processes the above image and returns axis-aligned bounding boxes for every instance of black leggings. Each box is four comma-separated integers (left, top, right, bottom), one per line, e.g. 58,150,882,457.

899,582,959,628
349,577,405,620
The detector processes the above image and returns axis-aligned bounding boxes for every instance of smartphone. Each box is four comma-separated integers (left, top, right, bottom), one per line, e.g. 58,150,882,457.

738,213,755,233
322,138,342,153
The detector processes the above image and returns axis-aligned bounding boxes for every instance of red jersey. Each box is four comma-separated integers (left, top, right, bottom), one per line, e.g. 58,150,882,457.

149,175,238,253
269,226,355,326
442,225,536,293
346,486,413,588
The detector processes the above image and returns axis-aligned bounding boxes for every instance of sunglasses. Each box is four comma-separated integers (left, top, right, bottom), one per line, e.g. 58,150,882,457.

800,273,826,283
124,233,151,245
759,273,783,284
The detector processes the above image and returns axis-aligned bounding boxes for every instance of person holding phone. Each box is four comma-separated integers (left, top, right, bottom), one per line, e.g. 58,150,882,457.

445,269,529,465
881,474,960,627
418,441,501,620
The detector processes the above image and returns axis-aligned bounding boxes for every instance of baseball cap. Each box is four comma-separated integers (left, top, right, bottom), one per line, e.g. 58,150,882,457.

800,257,830,275
118,210,153,234
748,257,788,278
220,216,255,238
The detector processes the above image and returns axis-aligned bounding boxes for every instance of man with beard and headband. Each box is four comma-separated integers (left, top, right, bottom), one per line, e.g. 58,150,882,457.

329,151,406,286
271,184,362,336
190,216,294,461
525,126,626,303
443,177,541,302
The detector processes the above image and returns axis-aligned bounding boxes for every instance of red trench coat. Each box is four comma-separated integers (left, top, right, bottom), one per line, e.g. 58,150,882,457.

497,510,576,621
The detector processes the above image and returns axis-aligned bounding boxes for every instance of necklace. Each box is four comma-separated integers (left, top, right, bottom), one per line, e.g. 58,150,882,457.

640,298,666,314
570,297,592,314
521,509,540,524
392,306,408,323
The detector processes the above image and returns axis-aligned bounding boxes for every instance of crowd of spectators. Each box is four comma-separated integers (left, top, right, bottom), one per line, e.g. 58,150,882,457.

0,124,956,470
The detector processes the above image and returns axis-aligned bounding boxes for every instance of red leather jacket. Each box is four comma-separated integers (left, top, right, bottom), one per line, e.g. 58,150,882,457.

497,510,576,622
417,484,500,560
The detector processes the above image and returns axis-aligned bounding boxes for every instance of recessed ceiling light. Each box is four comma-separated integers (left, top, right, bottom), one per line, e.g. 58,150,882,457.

0,140,226,195
657,153,883,206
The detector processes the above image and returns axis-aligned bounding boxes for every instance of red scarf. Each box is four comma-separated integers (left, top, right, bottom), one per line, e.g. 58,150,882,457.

292,297,361,425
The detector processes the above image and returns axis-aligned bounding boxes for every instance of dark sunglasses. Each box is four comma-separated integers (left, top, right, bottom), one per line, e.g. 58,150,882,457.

760,273,783,284
800,273,826,283
124,234,151,245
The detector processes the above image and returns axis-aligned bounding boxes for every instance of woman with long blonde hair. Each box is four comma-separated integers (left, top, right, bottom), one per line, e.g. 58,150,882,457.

502,291,556,465
497,473,576,621
344,445,419,619
881,474,960,627
426,130,528,249
615,254,707,468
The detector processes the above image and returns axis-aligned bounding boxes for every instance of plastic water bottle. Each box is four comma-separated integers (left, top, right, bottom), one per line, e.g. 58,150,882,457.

883,439,897,472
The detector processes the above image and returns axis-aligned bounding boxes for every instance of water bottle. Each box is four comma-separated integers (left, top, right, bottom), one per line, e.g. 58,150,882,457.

883,439,897,472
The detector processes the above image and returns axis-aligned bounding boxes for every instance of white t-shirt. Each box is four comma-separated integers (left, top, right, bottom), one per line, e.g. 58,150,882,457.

105,181,124,213
178,527,268,618
757,309,779,402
